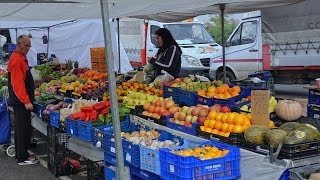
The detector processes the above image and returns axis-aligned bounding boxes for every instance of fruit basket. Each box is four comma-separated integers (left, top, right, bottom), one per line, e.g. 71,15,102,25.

159,140,241,180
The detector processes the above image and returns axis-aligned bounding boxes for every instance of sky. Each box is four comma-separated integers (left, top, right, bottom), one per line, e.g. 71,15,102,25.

194,13,244,23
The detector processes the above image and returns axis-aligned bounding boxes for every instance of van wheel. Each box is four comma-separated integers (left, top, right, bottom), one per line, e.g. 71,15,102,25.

217,71,236,83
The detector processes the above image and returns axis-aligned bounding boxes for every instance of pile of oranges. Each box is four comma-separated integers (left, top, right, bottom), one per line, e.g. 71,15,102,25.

197,84,241,99
173,144,229,160
200,111,252,137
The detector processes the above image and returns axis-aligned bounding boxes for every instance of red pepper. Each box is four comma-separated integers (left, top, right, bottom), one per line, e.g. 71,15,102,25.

90,110,99,121
81,106,94,113
101,108,109,116
104,101,110,107
70,111,85,120
93,102,106,112
85,113,91,121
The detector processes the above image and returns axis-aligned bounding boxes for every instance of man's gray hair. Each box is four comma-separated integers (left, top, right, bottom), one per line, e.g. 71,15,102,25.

17,34,31,44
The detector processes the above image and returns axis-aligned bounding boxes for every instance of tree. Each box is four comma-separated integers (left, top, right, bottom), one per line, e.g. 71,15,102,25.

205,15,238,45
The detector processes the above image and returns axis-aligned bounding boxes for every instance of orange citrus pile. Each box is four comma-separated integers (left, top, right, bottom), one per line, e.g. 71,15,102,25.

197,84,241,99
173,144,230,160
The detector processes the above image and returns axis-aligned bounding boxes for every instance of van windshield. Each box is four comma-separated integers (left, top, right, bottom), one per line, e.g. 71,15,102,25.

164,23,215,45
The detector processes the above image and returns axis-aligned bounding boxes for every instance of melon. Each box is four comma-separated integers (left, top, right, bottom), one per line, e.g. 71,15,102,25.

266,129,287,147
244,125,270,145
279,122,300,132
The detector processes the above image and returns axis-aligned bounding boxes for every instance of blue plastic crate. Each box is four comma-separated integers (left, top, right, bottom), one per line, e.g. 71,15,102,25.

163,86,180,102
309,89,320,105
104,165,116,180
104,152,118,166
165,117,197,135
279,169,289,180
122,138,141,167
248,71,272,81
130,165,162,180
93,125,113,149
65,117,78,136
140,131,183,175
178,89,197,106
77,121,93,141
34,102,46,118
49,111,60,129
307,104,320,119
160,141,241,180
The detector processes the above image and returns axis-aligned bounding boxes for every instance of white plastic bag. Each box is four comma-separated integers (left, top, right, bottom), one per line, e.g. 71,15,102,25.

31,68,41,81
153,70,174,87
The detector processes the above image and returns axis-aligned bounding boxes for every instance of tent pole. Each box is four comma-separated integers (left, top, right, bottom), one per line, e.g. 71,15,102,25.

47,27,50,58
220,4,227,83
117,18,121,74
99,0,129,180
15,28,17,43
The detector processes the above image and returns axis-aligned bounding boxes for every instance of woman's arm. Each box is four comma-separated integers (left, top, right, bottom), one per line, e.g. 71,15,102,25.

155,45,177,68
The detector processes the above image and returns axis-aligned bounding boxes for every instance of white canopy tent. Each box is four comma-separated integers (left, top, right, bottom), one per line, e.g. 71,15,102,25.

0,0,307,179
0,19,133,73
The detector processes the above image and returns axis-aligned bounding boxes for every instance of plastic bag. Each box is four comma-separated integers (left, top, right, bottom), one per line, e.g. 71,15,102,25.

153,70,174,87
189,74,210,82
31,68,41,81
143,63,154,73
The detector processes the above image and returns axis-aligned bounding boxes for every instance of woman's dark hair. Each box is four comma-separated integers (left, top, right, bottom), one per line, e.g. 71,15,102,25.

155,28,182,55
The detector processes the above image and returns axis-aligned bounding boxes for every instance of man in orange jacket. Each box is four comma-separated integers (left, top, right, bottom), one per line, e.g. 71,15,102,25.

8,35,38,165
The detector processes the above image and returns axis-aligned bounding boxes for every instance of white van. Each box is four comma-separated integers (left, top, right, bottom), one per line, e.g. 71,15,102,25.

210,1,320,84
119,18,221,76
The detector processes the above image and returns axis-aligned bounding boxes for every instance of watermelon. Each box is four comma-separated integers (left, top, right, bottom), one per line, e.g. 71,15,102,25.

279,122,300,132
266,129,287,147
244,125,270,145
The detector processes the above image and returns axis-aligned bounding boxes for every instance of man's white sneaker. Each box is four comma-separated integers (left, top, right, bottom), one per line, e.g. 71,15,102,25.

18,159,39,166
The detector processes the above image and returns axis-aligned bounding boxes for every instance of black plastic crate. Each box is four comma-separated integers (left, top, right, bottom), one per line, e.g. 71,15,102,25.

87,160,105,180
248,71,272,81
307,104,320,119
47,125,69,152
47,148,80,177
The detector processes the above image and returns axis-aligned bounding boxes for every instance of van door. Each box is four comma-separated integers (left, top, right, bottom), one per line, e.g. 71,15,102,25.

223,18,262,79
146,21,162,60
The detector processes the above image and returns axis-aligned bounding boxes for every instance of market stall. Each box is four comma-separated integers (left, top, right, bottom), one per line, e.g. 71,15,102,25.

2,0,320,180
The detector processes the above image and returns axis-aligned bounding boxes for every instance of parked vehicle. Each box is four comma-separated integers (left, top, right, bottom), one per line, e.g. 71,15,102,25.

210,0,320,84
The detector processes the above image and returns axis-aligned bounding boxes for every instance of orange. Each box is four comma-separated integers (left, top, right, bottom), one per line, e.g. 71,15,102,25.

225,93,232,99
270,121,276,128
208,111,217,120
232,86,241,93
206,91,216,98
197,89,207,96
221,149,230,156
242,124,250,131
218,131,225,137
224,132,230,137
221,113,229,123
246,113,252,120
233,125,244,133
234,114,244,125
214,121,223,131
204,119,210,128
227,124,234,132
231,91,239,97
227,113,235,124
209,147,219,153
194,147,202,154
200,126,206,131
211,129,219,135
205,127,212,133
208,86,216,93
208,120,216,129
216,113,223,121
221,123,229,132
221,84,230,90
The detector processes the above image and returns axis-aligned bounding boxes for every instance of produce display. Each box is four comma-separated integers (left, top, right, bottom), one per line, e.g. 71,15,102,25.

240,96,278,113
276,100,303,121
98,103,130,125
123,91,158,108
168,77,223,92
142,98,177,119
34,93,56,105
172,144,229,160
69,101,110,122
0,70,7,98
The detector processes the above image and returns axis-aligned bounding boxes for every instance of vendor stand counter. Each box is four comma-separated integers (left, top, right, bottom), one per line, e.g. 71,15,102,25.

130,115,320,180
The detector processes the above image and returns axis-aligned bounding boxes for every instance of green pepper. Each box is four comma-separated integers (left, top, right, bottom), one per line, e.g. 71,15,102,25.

98,114,105,123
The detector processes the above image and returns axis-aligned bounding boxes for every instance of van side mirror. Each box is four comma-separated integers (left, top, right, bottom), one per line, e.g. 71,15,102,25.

225,41,230,47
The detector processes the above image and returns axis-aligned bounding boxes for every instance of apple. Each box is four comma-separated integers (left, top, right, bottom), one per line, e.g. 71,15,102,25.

187,107,193,115
148,105,155,113
181,106,190,113
164,99,175,109
179,121,185,125
174,120,180,124
191,116,198,123
185,122,192,127
202,105,210,109
191,108,200,116
221,106,231,113
178,112,187,121
199,108,209,117
155,107,160,114
127,99,134,106
142,111,149,116
211,104,222,112
143,102,151,111
185,115,193,123
152,113,160,119
139,100,146,105
146,95,154,103
158,107,166,114
169,118,175,122
154,100,161,107
169,106,179,114
161,110,170,116
140,94,147,100
174,112,180,119
197,116,206,124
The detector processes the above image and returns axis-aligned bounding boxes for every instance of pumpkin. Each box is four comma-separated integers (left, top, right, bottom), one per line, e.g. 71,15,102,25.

276,100,302,121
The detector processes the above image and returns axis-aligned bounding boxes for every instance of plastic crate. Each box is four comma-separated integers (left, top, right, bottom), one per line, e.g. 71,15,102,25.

308,89,320,105
130,165,161,180
163,86,179,102
87,160,104,180
77,121,93,142
47,148,79,177
232,78,275,95
178,89,197,106
34,102,46,118
47,125,69,152
197,127,242,147
92,125,113,150
160,140,241,180
104,152,118,166
307,104,320,118
104,165,116,180
140,131,183,175
165,117,197,135
289,164,320,180
248,71,272,81
65,117,78,136
50,111,60,129
279,169,290,180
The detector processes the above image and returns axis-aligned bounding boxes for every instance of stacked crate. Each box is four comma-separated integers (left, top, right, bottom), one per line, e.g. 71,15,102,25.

90,47,107,73
307,87,320,118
